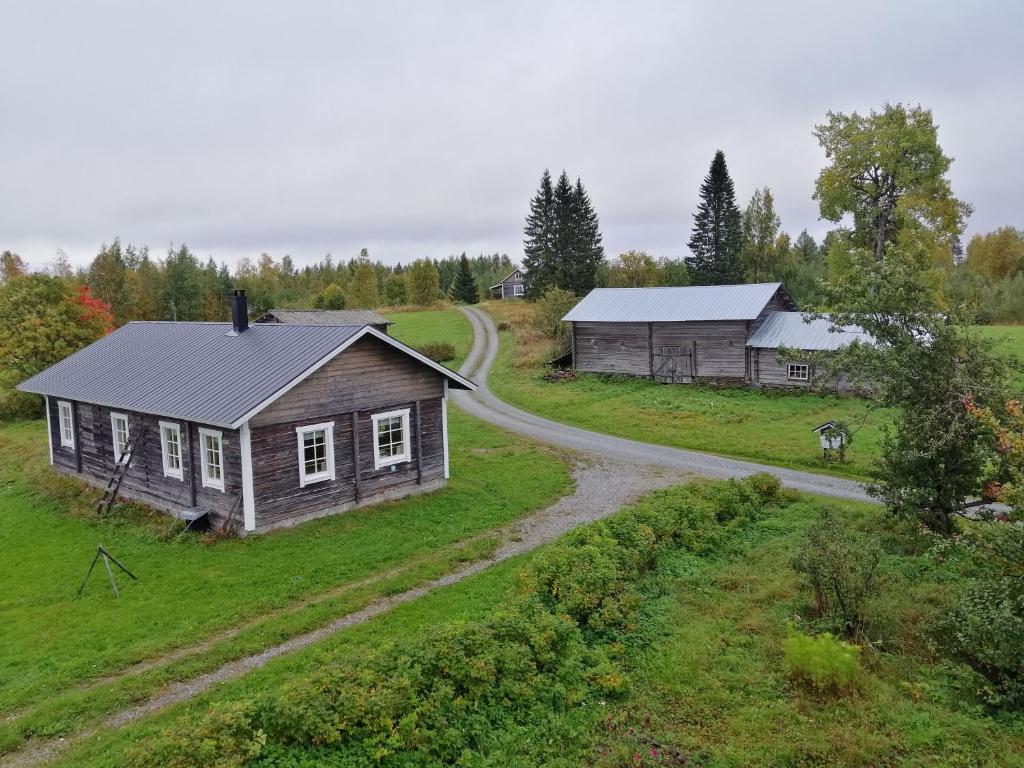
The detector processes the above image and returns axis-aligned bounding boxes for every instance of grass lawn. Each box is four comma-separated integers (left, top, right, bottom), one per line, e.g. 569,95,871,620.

47,486,1024,768
383,307,474,367
0,409,570,749
484,301,889,479
974,324,1024,388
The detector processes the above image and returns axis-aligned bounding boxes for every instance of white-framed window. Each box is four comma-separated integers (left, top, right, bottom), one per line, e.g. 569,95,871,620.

198,427,225,491
159,421,184,480
57,400,74,449
110,412,130,463
787,363,810,382
371,408,411,469
512,283,525,296
296,421,335,487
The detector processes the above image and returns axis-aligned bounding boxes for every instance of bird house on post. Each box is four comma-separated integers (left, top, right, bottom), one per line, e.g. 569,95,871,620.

812,421,845,460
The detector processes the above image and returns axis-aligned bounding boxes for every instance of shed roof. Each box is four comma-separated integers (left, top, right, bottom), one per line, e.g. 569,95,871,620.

18,322,474,429
746,312,869,351
562,283,791,323
257,308,392,326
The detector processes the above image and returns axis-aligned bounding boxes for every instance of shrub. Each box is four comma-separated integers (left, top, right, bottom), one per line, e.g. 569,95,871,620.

744,472,782,503
533,287,578,354
496,320,511,332
127,702,266,768
783,631,861,694
416,341,456,363
791,511,884,640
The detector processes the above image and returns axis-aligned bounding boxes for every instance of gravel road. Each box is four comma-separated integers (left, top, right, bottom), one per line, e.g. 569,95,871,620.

454,305,873,504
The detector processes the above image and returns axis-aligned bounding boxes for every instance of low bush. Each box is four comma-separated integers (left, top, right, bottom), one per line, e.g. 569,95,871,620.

496,320,511,332
533,288,578,354
783,630,862,694
792,511,884,640
415,341,456,363
745,472,782,503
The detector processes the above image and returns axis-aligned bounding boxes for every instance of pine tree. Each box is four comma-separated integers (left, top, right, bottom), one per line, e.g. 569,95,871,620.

449,253,480,304
687,150,744,284
522,169,555,298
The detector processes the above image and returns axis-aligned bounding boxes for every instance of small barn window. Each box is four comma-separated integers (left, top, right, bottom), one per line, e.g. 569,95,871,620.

787,363,810,381
159,421,184,480
199,427,225,491
513,283,525,296
110,412,130,463
296,421,335,487
372,408,411,469
57,401,74,448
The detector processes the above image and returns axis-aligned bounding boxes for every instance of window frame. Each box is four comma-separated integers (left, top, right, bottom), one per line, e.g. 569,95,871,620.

159,420,184,480
295,421,335,487
57,400,75,449
110,411,131,463
371,408,411,470
198,427,225,492
512,283,525,297
787,363,810,382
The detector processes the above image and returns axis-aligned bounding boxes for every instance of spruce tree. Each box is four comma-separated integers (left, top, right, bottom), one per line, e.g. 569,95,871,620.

687,150,744,284
522,169,555,298
566,177,604,294
449,253,480,304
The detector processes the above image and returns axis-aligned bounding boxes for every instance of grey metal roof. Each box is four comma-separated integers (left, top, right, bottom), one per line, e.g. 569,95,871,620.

562,283,788,323
746,312,869,351
18,322,474,428
258,309,392,326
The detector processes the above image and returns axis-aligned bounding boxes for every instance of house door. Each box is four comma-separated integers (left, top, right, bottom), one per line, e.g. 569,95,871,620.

653,346,694,384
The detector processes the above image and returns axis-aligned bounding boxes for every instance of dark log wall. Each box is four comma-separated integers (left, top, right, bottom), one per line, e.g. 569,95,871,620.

46,398,242,526
751,349,855,393
750,289,797,334
573,321,650,375
652,321,748,379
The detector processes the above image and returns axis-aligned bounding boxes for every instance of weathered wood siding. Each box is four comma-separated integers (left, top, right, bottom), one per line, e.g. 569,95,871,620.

652,321,748,380
573,321,651,375
749,288,797,334
46,398,242,526
497,272,525,299
751,348,856,393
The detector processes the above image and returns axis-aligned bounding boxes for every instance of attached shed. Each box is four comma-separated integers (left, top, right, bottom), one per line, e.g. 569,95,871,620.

562,283,796,384
489,268,526,300
746,311,868,392
18,292,475,534
256,308,392,334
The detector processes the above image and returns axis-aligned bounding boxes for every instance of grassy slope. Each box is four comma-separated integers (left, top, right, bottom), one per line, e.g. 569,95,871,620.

974,324,1024,388
50,490,1024,768
484,301,887,479
0,410,570,719
383,307,474,367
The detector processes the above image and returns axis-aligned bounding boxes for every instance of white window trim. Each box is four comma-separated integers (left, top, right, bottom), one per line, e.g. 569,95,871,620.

512,283,525,296
198,427,225,492
57,400,74,449
787,363,810,382
371,408,412,470
110,412,131,464
296,421,335,487
159,420,184,480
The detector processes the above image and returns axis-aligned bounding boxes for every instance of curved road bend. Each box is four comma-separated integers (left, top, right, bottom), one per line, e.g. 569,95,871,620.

454,306,872,504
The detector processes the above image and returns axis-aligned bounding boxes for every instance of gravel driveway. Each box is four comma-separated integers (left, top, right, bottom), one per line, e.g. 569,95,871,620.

454,306,873,504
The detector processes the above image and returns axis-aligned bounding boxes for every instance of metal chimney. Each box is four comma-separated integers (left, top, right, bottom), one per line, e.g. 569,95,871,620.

230,289,249,333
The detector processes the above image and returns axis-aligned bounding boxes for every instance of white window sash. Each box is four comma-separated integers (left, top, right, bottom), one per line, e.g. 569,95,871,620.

513,283,525,296
296,421,335,487
159,420,184,480
371,408,411,470
788,363,810,381
58,401,74,449
198,427,225,492
110,412,130,464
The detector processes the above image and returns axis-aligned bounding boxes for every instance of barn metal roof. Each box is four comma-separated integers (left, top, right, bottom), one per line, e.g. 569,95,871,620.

18,322,474,429
257,309,392,326
562,283,790,323
745,312,869,351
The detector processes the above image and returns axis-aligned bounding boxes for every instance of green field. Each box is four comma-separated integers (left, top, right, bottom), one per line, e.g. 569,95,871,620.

45,485,1024,768
383,307,474,367
974,324,1024,387
0,411,570,751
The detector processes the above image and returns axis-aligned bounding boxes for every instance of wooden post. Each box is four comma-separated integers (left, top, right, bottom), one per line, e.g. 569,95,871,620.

351,411,362,502
414,400,423,485
71,401,83,473
186,422,198,508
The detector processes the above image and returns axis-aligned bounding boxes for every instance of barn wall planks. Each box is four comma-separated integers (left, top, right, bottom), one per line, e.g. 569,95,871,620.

652,321,748,379
751,348,856,393
573,322,650,375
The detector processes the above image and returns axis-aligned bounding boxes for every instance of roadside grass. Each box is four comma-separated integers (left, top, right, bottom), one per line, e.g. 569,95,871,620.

0,409,570,746
973,324,1024,388
383,307,474,367
45,484,1024,768
483,301,888,479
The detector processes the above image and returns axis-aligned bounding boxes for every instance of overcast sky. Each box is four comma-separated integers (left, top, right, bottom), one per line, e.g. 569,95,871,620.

2,1,1021,270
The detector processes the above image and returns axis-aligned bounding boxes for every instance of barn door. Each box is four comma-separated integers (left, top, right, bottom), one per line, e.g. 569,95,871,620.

653,345,694,384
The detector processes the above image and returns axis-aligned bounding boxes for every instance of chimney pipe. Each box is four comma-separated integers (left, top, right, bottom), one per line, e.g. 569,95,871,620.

230,289,249,333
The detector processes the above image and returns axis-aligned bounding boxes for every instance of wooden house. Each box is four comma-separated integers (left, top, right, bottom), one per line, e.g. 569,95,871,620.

561,283,866,390
489,268,526,300
18,291,475,534
256,308,392,334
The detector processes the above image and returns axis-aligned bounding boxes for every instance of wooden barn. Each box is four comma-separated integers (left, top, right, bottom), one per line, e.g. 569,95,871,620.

562,283,866,389
18,291,475,534
489,268,526,299
256,308,392,334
